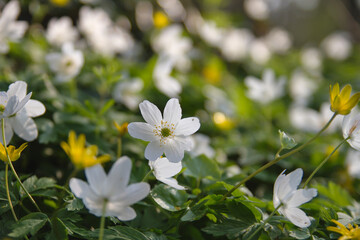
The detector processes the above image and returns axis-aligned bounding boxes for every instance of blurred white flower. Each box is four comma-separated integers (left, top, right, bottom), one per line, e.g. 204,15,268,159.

345,149,360,179
301,47,323,73
273,168,317,228
113,77,144,110
152,25,192,72
46,16,79,47
153,56,182,98
245,69,285,104
321,32,352,61
0,0,28,54
149,157,185,190
135,1,153,31
78,6,134,56
220,28,253,62
128,98,200,163
244,0,270,20
264,28,292,54
203,85,235,116
289,70,318,105
198,21,224,47
70,156,150,221
189,133,215,158
0,81,45,144
342,108,360,151
249,39,272,65
46,42,84,83
157,0,186,21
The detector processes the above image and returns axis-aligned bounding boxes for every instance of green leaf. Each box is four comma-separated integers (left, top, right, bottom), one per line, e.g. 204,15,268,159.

289,228,311,239
226,200,258,224
181,200,208,222
183,155,221,180
316,181,354,206
65,197,84,211
100,99,115,115
202,219,249,238
46,217,68,240
20,175,56,197
279,130,297,149
9,212,48,237
110,226,150,240
150,184,189,211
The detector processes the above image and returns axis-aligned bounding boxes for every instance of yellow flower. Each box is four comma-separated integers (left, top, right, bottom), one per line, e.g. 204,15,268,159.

330,83,360,115
153,11,169,29
0,143,27,163
113,121,128,136
61,131,111,169
202,65,221,85
213,112,235,130
50,0,70,6
327,219,360,240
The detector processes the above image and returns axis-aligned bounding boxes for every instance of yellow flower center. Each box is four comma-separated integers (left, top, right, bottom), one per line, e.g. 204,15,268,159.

161,128,171,137
0,104,5,113
153,120,175,144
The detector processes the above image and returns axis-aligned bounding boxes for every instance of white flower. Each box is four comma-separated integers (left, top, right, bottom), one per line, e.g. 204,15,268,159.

0,0,28,54
152,25,192,72
46,42,84,83
321,32,352,61
220,28,253,62
244,0,270,20
273,168,317,228
149,157,185,190
113,77,144,110
46,16,79,47
342,108,360,151
244,69,285,104
70,156,150,221
189,133,215,158
249,39,272,65
289,70,318,105
0,81,45,144
264,28,292,54
198,21,224,47
301,47,323,72
0,81,31,119
345,149,360,179
128,98,200,163
153,56,182,98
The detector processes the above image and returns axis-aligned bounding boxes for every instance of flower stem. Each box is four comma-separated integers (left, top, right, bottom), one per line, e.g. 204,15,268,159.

142,169,153,182
221,112,338,201
247,204,282,240
98,200,108,240
1,119,41,212
303,137,349,188
5,163,18,221
117,137,122,159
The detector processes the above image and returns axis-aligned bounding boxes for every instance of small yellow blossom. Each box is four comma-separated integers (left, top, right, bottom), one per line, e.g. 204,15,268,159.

114,121,128,136
153,11,169,29
330,83,360,115
213,112,234,130
202,65,221,85
0,143,27,163
327,219,360,240
61,131,111,169
50,0,70,6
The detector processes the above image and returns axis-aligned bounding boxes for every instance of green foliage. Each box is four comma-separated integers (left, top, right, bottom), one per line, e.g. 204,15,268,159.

150,184,189,211
9,212,49,237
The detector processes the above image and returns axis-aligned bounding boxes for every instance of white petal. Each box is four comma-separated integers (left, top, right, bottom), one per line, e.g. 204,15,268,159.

273,170,286,208
139,100,162,126
286,189,317,208
112,182,150,205
115,206,137,221
283,207,312,228
69,178,91,199
163,138,187,163
145,141,164,161
12,112,38,141
149,157,182,179
174,117,200,136
0,119,14,145
158,177,185,190
163,98,182,125
104,157,132,197
276,168,303,202
3,95,19,116
127,122,158,141
12,92,32,114
24,100,46,117
7,81,27,99
85,164,107,196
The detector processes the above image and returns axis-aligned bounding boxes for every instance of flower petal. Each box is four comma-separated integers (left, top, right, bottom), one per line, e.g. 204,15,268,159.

7,81,27,99
85,164,107,196
174,117,200,136
0,119,14,145
24,100,46,117
104,157,132,197
12,111,38,141
139,100,162,126
112,182,150,205
144,141,164,161
128,122,158,141
149,157,182,179
163,98,182,125
163,137,192,163
275,168,303,202
69,178,91,199
158,177,185,190
115,206,137,221
286,189,317,208
283,207,312,228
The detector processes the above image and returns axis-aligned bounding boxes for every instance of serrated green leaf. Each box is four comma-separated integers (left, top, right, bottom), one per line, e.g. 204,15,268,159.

279,130,297,149
20,176,56,197
65,197,84,211
183,155,221,180
110,226,150,240
289,228,311,239
316,181,353,206
151,184,189,211
181,200,208,222
9,212,48,237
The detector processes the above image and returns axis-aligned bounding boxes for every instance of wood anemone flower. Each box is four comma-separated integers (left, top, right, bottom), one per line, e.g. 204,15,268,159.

0,142,27,163
330,83,360,115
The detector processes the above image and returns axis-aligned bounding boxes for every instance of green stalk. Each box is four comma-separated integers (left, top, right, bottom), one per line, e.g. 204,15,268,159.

5,163,18,221
303,137,349,188
117,137,122,159
247,204,282,240
142,169,154,182
98,199,108,240
221,113,338,201
1,119,41,212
